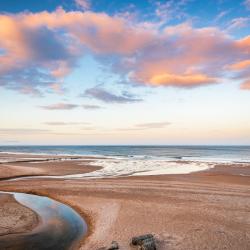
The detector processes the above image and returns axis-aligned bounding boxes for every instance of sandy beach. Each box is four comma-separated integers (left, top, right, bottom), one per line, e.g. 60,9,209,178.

0,153,250,250
0,153,102,180
0,193,39,236
2,0,250,248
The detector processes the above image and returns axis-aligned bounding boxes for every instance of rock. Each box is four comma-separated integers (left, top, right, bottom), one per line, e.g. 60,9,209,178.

132,234,154,245
139,238,156,250
107,241,119,250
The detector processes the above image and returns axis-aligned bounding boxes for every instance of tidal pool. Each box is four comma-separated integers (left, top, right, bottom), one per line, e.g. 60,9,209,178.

0,192,87,250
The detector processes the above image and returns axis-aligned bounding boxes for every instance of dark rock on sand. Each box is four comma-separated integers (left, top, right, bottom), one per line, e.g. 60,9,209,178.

132,234,156,250
139,238,156,250
132,234,154,245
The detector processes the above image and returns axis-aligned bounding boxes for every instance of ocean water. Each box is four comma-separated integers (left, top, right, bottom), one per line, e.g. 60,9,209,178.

0,145,249,177
0,145,250,162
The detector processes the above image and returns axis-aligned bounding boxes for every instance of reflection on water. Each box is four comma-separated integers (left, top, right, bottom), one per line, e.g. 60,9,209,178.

0,192,87,250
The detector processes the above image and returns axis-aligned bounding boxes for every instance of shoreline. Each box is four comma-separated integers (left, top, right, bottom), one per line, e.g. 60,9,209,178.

0,154,102,180
2,150,250,164
2,152,250,180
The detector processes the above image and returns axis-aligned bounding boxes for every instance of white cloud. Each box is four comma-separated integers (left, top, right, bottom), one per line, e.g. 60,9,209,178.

75,0,91,10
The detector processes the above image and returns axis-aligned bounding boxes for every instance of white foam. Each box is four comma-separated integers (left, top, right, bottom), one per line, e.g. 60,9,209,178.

6,158,214,181
63,159,214,179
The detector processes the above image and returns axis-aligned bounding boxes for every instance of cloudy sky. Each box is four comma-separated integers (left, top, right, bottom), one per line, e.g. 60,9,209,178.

0,0,250,145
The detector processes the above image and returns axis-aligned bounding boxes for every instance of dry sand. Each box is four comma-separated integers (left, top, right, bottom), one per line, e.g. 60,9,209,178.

0,193,39,236
0,153,250,249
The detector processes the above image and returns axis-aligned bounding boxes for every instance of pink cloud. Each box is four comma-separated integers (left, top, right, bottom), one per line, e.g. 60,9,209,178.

0,8,250,93
241,80,250,90
40,103,78,110
229,60,250,70
125,24,246,87
148,73,217,87
19,8,154,54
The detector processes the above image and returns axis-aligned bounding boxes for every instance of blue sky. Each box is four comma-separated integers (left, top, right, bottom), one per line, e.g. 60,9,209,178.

0,0,250,145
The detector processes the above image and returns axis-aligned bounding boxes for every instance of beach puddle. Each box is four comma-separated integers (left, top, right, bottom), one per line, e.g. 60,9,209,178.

0,192,87,250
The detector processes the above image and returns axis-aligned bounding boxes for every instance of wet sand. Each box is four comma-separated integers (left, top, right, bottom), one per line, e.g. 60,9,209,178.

0,153,101,180
0,154,250,249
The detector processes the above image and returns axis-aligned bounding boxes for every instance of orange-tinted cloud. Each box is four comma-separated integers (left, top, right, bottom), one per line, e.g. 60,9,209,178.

229,60,250,70
240,79,250,90
0,10,78,94
237,35,250,50
19,8,154,54
148,73,217,87
0,8,154,94
0,8,250,94
126,24,241,87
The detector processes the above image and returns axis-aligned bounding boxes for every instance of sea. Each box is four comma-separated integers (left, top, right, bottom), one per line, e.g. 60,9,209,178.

0,145,249,177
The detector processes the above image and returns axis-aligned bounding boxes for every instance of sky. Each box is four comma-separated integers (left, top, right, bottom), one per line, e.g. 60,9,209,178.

0,0,250,145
